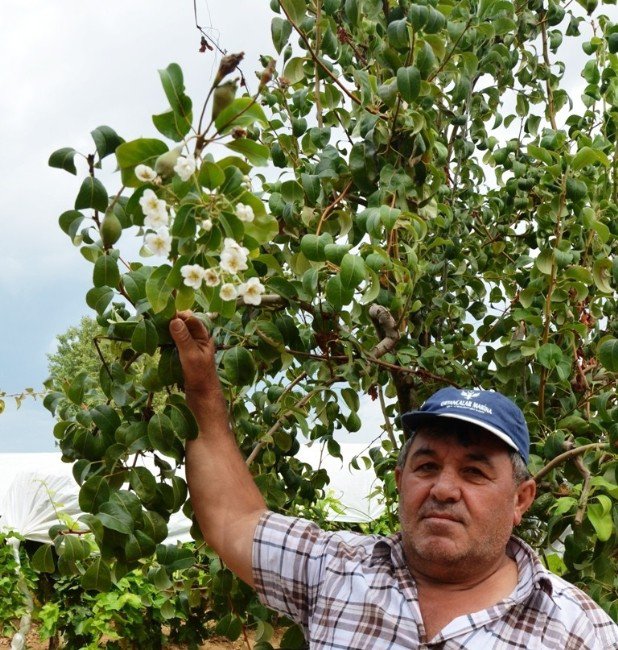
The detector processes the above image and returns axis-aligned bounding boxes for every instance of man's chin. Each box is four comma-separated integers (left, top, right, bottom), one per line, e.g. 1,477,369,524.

409,534,467,565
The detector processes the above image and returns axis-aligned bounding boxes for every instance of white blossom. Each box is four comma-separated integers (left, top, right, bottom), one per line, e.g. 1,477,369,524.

174,155,196,182
204,268,220,287
222,237,244,252
139,189,161,216
180,264,206,289
219,283,238,301
143,200,169,229
220,238,249,274
201,218,213,232
144,227,172,257
235,203,255,223
238,277,265,306
135,164,157,182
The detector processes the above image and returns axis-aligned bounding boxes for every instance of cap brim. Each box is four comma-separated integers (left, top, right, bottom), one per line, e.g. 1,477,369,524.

401,412,519,453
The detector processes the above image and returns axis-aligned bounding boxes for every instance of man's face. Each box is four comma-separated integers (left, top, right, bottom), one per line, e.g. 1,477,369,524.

395,427,535,582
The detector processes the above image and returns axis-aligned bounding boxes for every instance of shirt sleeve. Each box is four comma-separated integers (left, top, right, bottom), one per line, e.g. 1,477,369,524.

252,511,330,628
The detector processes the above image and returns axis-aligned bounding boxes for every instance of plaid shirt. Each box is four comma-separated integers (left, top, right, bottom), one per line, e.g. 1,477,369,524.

253,512,618,649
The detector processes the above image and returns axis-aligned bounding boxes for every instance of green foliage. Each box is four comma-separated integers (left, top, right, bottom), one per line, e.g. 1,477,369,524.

45,0,618,633
0,533,35,638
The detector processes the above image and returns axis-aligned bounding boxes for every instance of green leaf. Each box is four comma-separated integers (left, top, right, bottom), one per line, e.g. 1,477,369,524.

216,613,243,641
300,233,333,261
158,347,184,386
360,267,381,304
156,544,195,572
283,57,305,84
86,286,114,315
58,210,85,238
535,250,554,275
592,258,613,293
301,173,321,205
81,557,112,592
339,254,366,290
537,343,564,369
67,371,89,405
75,177,108,212
225,139,270,166
272,17,293,53
527,144,555,165
199,161,225,189
49,147,78,175
90,404,121,437
79,476,111,513
56,535,91,563
396,66,421,102
598,339,618,372
148,413,175,454
280,624,306,649
324,244,351,265
222,347,257,386
587,496,613,542
387,19,409,50
158,63,192,121
91,125,124,160
31,544,56,573
279,0,306,23
142,511,168,544
416,41,437,79
93,255,120,289
266,276,297,300
131,318,159,355
116,138,169,187
152,109,192,141
98,501,134,534
146,264,174,313
125,530,156,562
215,98,268,134
326,275,354,309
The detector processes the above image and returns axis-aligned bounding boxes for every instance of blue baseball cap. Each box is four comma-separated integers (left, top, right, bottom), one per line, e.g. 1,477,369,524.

401,387,530,463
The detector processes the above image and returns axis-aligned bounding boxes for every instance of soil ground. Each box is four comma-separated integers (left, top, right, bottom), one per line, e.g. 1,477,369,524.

0,624,283,649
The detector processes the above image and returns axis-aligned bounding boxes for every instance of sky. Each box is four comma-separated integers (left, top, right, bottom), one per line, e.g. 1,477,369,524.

0,1,593,453
0,0,273,452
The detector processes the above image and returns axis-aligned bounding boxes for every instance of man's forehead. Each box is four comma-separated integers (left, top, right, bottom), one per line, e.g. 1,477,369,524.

410,425,511,455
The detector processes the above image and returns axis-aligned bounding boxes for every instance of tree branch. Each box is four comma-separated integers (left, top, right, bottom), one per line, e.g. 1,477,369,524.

533,442,608,482
368,304,400,358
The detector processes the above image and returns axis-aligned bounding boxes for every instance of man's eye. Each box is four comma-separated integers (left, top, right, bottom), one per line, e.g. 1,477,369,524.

464,467,485,477
414,463,437,473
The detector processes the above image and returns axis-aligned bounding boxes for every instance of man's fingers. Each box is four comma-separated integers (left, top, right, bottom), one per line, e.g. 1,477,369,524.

172,311,210,342
169,317,193,347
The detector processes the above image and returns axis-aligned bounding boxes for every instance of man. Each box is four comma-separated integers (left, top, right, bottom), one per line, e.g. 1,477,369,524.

169,312,618,648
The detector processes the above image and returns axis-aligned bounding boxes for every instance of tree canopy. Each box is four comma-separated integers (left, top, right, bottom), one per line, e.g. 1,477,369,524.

41,0,618,630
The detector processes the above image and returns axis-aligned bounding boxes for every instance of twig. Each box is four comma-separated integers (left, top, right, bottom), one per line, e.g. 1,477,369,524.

377,383,397,448
573,456,592,526
315,180,354,235
93,336,113,382
245,385,332,466
533,442,608,482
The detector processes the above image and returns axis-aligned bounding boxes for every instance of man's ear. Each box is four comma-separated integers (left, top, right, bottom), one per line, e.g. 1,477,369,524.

513,478,536,526
395,467,402,493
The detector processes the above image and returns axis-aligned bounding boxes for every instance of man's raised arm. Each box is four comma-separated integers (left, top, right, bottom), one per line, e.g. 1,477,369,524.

170,312,267,587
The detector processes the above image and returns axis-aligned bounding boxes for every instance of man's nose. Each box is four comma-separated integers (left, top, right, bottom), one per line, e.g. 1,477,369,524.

429,469,461,502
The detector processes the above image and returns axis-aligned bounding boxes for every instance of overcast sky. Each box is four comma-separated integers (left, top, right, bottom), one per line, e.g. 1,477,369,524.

0,1,593,453
0,1,273,452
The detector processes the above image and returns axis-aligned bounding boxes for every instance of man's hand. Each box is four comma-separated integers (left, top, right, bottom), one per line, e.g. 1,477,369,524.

169,311,224,425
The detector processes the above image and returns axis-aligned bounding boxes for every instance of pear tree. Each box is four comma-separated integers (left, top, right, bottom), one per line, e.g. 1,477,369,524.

43,0,618,631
